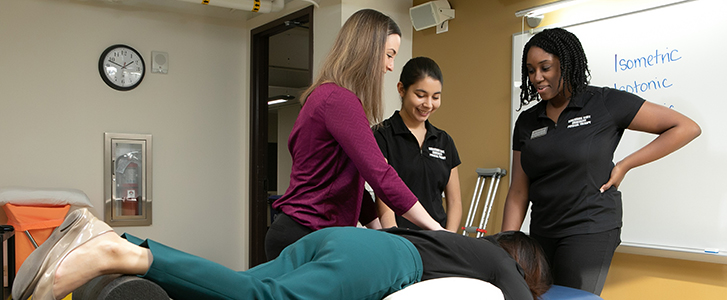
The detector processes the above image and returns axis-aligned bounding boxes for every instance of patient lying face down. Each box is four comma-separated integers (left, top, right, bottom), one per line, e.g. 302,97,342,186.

14,208,551,300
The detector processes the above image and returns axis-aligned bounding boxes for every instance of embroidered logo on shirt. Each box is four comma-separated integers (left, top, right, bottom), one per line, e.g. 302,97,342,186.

428,147,446,160
531,127,548,139
567,115,592,128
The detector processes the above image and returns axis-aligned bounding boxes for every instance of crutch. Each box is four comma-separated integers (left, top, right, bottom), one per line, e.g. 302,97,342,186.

462,167,507,238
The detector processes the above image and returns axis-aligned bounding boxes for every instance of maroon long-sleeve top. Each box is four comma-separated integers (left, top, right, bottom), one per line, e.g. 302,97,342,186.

272,83,418,230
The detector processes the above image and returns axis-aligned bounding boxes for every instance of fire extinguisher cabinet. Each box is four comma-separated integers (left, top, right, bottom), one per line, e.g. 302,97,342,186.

104,133,153,226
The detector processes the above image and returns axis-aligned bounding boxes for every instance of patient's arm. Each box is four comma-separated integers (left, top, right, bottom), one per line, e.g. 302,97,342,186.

375,197,397,228
364,217,382,229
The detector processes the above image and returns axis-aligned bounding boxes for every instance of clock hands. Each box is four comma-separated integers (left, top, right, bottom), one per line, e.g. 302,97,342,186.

108,60,135,69
108,60,124,68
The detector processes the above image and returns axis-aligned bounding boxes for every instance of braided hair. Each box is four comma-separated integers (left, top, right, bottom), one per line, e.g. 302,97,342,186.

519,28,591,110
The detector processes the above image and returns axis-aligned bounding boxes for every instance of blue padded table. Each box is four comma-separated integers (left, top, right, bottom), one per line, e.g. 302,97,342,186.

541,285,603,300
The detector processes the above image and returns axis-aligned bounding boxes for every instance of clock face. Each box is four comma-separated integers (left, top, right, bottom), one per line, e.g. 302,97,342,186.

99,45,145,91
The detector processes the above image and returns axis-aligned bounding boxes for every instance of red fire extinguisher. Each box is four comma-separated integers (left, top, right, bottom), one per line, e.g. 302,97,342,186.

121,161,139,216
116,151,141,216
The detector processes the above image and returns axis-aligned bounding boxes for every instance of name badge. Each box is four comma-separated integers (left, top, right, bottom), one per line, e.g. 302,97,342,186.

428,147,446,160
531,127,548,139
567,115,592,128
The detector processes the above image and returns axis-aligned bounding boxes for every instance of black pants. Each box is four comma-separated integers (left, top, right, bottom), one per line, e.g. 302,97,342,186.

531,228,621,295
264,212,314,261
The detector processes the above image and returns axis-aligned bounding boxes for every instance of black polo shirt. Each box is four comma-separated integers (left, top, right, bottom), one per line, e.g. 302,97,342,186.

512,86,644,238
374,111,461,229
383,228,532,300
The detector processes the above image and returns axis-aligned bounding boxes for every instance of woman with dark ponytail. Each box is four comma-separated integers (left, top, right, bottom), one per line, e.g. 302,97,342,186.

373,57,462,232
503,27,701,295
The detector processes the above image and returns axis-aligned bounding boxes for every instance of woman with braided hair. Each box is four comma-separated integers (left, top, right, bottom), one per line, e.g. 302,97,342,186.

502,27,701,295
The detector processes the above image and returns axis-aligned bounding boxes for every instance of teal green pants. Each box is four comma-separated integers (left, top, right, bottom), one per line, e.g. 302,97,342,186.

123,227,423,300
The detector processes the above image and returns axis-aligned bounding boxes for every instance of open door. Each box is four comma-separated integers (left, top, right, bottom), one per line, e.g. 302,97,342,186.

249,6,313,267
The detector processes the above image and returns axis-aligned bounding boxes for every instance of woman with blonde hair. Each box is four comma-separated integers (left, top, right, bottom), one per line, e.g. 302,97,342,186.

265,9,444,260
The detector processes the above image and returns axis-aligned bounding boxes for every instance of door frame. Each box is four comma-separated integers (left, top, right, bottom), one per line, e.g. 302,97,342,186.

249,6,313,267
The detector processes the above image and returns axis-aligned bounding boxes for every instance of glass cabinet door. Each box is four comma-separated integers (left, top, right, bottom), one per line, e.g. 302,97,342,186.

104,133,152,226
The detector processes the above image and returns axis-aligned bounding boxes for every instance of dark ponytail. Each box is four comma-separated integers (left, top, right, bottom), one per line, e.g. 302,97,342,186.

495,231,552,299
399,56,444,92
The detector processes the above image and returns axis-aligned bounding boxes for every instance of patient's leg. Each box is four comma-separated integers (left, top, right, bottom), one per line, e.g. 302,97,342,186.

54,232,152,299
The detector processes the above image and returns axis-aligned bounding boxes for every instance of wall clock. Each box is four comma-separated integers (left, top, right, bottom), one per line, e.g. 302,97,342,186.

98,44,145,91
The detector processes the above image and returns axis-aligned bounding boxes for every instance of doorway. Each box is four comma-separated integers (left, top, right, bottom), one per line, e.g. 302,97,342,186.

249,6,313,267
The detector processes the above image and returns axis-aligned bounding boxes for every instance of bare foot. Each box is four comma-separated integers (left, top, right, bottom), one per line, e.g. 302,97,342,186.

52,232,151,299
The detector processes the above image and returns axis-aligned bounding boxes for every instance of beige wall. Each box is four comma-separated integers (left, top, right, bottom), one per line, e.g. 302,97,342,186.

0,0,250,269
411,0,727,299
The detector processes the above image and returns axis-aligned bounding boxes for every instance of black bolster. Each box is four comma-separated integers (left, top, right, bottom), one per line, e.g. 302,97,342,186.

72,275,169,300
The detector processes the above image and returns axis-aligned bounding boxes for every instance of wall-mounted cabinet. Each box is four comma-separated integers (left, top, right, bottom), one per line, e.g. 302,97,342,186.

104,133,153,226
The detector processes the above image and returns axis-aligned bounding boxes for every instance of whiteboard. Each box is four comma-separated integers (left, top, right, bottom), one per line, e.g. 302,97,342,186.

510,0,727,263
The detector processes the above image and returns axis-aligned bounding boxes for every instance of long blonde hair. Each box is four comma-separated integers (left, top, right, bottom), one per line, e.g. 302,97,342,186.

300,9,401,125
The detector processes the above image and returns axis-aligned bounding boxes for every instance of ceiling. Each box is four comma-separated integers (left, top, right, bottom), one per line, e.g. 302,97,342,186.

73,0,295,21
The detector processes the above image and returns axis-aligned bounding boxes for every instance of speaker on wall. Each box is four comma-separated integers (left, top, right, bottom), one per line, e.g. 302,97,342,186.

151,51,169,74
409,0,455,31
